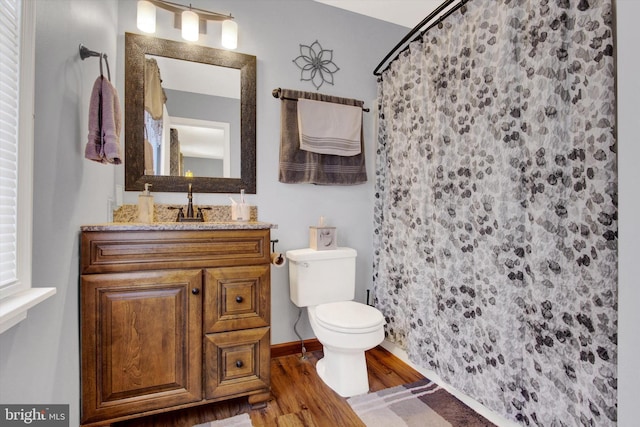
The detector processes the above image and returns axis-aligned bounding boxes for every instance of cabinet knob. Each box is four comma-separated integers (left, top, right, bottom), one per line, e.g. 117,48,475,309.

192,288,200,295
235,360,243,368
235,296,243,303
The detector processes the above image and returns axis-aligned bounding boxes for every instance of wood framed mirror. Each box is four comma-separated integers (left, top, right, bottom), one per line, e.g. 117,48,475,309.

124,32,256,193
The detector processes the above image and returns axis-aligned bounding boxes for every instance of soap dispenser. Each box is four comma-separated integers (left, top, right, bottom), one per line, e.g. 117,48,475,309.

138,183,154,223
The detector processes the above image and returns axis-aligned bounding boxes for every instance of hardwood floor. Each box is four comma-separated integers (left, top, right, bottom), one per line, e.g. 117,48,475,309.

114,345,425,427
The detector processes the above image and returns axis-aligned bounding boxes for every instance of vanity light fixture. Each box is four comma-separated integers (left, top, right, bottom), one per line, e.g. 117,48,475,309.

137,0,156,34
181,7,199,42
221,19,238,49
135,0,237,48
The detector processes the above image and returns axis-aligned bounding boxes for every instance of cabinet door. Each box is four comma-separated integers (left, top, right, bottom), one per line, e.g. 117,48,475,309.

81,270,202,424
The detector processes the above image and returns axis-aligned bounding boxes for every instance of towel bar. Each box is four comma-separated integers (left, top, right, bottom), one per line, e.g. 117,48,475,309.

272,88,369,112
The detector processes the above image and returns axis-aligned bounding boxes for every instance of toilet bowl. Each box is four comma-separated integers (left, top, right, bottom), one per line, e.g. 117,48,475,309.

286,247,386,397
308,301,385,397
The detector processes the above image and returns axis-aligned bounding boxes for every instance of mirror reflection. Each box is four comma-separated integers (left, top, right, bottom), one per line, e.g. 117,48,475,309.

125,32,257,193
143,55,241,178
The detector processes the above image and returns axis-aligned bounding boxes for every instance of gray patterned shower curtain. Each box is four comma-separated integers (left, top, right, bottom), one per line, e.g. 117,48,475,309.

372,0,617,425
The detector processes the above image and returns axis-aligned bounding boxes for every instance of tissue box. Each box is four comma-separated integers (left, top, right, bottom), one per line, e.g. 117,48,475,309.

309,226,337,250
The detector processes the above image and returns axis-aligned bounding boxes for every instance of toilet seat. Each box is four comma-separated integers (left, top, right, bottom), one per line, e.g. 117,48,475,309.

313,301,384,334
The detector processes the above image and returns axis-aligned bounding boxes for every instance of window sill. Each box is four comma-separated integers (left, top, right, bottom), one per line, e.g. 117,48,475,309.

0,288,56,334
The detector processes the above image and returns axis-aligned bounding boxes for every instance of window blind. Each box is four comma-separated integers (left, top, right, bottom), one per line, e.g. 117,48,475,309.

0,0,21,289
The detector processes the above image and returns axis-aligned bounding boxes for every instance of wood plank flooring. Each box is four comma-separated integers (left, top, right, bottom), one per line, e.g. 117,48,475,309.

114,345,425,427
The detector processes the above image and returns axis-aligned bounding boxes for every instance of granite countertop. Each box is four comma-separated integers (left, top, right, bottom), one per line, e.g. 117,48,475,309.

81,221,277,232
84,204,277,231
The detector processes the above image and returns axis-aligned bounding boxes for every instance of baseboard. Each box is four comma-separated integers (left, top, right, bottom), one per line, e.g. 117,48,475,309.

271,339,322,358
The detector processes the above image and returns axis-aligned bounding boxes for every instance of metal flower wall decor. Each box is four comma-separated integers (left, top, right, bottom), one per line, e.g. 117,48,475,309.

293,40,339,90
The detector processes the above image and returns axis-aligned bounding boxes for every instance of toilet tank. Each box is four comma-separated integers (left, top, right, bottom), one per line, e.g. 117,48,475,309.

286,247,357,307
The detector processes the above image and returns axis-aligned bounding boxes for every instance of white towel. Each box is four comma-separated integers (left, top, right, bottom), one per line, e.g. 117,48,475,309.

297,98,362,156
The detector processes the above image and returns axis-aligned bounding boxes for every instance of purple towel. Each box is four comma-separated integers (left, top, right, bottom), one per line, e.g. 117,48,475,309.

101,78,122,164
84,76,122,164
84,77,105,163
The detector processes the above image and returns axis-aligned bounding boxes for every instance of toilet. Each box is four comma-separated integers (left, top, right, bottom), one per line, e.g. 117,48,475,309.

286,247,385,397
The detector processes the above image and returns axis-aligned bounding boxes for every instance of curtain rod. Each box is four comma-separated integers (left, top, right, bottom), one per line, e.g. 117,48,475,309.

373,0,467,76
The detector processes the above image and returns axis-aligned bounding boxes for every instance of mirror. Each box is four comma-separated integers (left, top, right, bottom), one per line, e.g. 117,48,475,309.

125,32,256,193
146,55,241,178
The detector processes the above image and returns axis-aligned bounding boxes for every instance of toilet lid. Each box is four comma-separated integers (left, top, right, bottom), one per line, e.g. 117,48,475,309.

314,301,385,333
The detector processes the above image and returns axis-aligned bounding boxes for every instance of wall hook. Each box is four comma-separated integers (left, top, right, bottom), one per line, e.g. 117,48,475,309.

79,43,111,81
79,44,101,60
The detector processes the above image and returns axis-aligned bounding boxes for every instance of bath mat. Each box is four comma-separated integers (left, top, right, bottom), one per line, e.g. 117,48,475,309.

193,412,253,427
347,379,496,427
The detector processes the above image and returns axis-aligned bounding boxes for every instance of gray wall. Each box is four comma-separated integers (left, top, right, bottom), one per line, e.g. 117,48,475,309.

616,2,640,426
1,1,637,426
0,0,119,424
0,1,405,425
114,0,408,348
164,88,240,176
164,89,240,126
184,156,223,177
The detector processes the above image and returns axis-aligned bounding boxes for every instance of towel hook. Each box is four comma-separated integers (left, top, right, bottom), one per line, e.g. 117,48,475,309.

79,44,100,60
79,44,111,81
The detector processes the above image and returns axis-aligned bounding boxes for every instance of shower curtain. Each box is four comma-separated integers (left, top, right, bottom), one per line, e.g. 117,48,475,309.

372,0,617,425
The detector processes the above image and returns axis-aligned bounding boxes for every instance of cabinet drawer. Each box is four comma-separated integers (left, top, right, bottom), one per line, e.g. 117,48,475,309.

204,327,270,400
204,266,270,333
81,229,270,273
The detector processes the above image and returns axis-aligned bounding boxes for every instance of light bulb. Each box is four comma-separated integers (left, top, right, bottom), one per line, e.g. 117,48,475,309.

182,10,199,42
136,0,156,34
221,19,238,49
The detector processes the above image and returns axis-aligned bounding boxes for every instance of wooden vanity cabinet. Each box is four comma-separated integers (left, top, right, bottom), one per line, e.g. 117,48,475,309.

80,228,271,426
